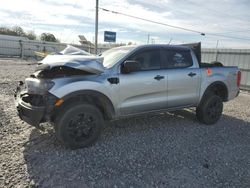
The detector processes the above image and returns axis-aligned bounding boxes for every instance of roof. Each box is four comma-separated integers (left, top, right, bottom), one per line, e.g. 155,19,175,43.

134,44,190,50
106,44,190,53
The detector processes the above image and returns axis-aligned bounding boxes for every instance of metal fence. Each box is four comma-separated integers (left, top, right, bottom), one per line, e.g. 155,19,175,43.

202,48,250,90
0,38,65,57
0,37,108,58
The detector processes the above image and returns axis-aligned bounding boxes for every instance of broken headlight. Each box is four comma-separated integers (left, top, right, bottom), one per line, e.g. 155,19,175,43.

25,78,55,94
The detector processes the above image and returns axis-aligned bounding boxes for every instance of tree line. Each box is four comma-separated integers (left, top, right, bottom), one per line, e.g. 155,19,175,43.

0,26,60,42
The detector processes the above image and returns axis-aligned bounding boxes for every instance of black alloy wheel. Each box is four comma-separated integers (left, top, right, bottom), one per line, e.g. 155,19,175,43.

55,103,104,149
196,95,223,125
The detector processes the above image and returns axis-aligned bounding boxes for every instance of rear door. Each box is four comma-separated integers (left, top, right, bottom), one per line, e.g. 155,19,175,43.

118,48,167,115
162,49,200,108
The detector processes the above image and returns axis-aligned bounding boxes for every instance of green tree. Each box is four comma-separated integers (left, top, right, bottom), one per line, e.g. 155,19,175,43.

0,27,18,36
0,26,60,42
26,31,37,40
12,26,25,36
40,33,58,42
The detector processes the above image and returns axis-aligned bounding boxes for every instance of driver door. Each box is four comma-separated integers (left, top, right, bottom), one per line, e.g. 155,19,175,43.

118,48,167,115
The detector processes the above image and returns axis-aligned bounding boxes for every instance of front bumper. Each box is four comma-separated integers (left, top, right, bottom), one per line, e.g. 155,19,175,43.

16,97,45,127
14,82,46,128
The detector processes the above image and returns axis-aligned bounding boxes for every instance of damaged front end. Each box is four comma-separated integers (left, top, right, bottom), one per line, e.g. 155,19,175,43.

14,67,92,129
14,46,105,129
14,80,58,129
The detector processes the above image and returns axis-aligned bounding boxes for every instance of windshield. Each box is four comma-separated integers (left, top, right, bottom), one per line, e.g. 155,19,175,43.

100,46,135,68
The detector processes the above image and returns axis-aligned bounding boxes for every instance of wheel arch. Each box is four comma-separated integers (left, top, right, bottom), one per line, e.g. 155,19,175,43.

53,90,115,121
201,81,228,102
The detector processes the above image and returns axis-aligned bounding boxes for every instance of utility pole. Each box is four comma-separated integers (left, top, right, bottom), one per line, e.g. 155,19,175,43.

215,40,219,61
216,40,219,49
168,38,172,45
147,34,150,44
95,0,99,54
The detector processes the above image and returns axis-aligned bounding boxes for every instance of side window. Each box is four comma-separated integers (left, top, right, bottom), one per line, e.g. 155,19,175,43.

130,50,161,71
166,50,193,68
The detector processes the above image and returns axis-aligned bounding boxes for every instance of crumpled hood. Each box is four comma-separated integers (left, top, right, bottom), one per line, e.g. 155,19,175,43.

40,55,104,74
37,45,105,74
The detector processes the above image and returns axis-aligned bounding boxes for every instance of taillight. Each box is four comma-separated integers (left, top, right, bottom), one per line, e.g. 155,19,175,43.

237,71,241,88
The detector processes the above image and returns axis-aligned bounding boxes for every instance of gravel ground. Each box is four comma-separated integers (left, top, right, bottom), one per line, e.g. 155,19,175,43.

0,58,250,188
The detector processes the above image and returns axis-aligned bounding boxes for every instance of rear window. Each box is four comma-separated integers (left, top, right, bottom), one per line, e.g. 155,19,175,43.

166,50,193,68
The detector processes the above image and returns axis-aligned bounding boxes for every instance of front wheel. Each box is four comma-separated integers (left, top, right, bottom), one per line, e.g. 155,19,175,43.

196,95,223,125
55,103,104,149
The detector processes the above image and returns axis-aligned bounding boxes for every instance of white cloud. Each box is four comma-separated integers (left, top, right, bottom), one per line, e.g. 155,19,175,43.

0,0,249,48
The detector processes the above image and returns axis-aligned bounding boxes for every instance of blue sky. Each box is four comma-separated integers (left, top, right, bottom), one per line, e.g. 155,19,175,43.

0,0,250,48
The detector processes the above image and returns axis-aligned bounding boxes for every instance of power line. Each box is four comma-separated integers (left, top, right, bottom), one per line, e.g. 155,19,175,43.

99,7,205,36
214,29,250,35
99,7,250,41
206,33,250,41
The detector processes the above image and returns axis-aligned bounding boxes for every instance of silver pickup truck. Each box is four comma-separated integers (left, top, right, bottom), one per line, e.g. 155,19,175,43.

15,43,240,148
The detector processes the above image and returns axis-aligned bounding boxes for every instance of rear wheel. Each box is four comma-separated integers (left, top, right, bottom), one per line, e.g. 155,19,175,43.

55,103,104,149
196,95,223,125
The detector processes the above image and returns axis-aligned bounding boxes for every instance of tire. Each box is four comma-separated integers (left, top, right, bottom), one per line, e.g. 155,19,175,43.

55,103,104,149
196,95,223,125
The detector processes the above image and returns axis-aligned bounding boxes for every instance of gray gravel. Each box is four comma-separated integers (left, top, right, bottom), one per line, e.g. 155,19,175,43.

0,58,250,188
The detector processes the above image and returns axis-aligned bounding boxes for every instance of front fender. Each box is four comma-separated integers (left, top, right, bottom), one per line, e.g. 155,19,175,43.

48,77,119,114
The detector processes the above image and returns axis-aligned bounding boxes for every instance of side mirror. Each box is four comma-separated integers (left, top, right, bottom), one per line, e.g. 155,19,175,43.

121,60,141,74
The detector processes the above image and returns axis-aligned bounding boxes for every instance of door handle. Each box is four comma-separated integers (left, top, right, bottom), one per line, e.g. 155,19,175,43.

154,75,165,81
188,72,196,77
